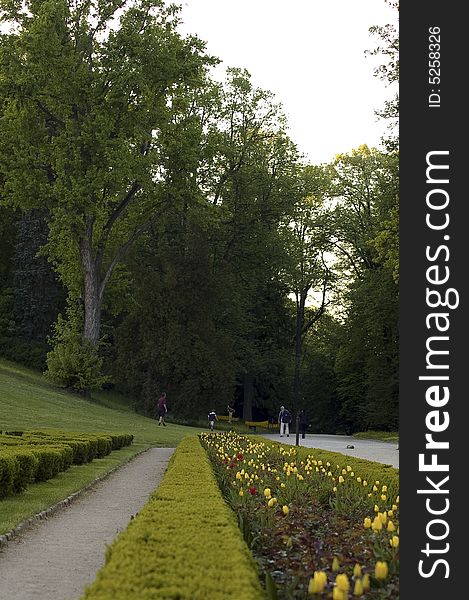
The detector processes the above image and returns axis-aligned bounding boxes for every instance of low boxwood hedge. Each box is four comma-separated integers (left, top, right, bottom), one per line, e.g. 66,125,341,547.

0,443,76,497
0,430,133,499
81,435,265,600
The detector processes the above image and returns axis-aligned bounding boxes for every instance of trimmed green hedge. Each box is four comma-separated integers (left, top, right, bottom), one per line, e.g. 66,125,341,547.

0,430,133,499
81,435,266,600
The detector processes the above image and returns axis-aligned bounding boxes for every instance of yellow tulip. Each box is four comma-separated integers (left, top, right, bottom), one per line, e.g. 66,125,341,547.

381,494,387,501
375,561,389,580
268,497,277,507
264,488,271,498
353,564,362,578
308,571,327,594
388,510,394,517
390,535,399,548
382,485,388,492
362,480,367,486
363,517,371,529
362,573,370,590
332,556,340,572
333,486,337,492
338,476,345,483
280,482,286,488
379,511,387,524
332,587,346,600
373,485,378,492
387,520,395,532
371,516,383,532
374,504,379,512
336,573,350,592
353,578,364,597
282,505,289,515
239,488,244,496
392,504,398,511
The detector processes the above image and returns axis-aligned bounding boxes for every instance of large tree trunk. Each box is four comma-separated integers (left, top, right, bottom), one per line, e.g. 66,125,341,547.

79,222,102,346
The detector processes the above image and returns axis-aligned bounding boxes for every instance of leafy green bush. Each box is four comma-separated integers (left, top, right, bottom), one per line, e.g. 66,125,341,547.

9,448,39,492
81,435,265,600
0,429,133,498
45,315,109,392
0,453,18,498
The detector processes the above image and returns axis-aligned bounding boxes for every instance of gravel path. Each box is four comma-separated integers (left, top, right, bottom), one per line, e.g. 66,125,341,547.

262,433,399,468
0,447,175,600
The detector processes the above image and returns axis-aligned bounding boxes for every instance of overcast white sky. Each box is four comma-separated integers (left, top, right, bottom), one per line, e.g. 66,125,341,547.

178,0,398,165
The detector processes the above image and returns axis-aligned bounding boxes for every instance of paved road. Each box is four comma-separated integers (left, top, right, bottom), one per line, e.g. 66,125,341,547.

262,433,399,468
0,447,175,600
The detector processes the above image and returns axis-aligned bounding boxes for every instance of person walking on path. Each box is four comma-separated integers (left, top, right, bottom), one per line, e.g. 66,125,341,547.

278,406,292,437
227,404,235,424
208,409,218,431
157,392,168,426
299,409,309,439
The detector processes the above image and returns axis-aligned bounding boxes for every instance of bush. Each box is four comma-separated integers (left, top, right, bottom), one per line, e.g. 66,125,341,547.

29,447,67,481
0,453,18,498
45,314,110,393
0,429,133,498
81,436,265,600
9,448,39,492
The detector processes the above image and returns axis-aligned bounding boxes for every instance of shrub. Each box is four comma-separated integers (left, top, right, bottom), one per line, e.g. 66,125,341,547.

0,452,18,498
45,314,110,393
8,448,40,492
0,430,133,499
81,436,265,600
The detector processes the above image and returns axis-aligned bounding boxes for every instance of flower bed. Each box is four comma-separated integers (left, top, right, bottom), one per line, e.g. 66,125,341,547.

200,431,399,599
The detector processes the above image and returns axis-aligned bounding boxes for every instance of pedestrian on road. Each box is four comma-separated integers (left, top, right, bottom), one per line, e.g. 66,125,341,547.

208,409,218,431
278,406,292,437
299,409,309,439
157,392,168,426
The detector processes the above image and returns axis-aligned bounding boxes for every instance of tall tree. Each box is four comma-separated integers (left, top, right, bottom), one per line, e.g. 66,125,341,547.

326,146,399,431
367,0,399,147
280,166,335,411
205,69,299,420
0,0,215,354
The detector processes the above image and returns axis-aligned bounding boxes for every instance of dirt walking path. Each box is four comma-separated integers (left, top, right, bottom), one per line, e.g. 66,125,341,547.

0,447,175,600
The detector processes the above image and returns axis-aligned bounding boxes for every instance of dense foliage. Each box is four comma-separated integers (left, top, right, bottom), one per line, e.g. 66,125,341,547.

0,0,399,432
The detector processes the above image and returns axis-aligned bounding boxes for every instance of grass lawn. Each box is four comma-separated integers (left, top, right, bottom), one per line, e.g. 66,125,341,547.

0,358,199,534
353,431,399,443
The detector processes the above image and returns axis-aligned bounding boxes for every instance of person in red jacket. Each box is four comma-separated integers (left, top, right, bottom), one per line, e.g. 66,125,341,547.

157,392,167,426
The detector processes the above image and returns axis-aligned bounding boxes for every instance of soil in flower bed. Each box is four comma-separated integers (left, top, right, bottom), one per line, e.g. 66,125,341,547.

251,499,399,599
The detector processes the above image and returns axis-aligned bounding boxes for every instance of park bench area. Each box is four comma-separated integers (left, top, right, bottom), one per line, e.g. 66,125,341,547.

244,420,277,431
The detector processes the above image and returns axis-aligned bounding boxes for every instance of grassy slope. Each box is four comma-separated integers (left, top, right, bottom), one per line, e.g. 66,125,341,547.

0,359,195,446
353,430,399,443
0,359,198,533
